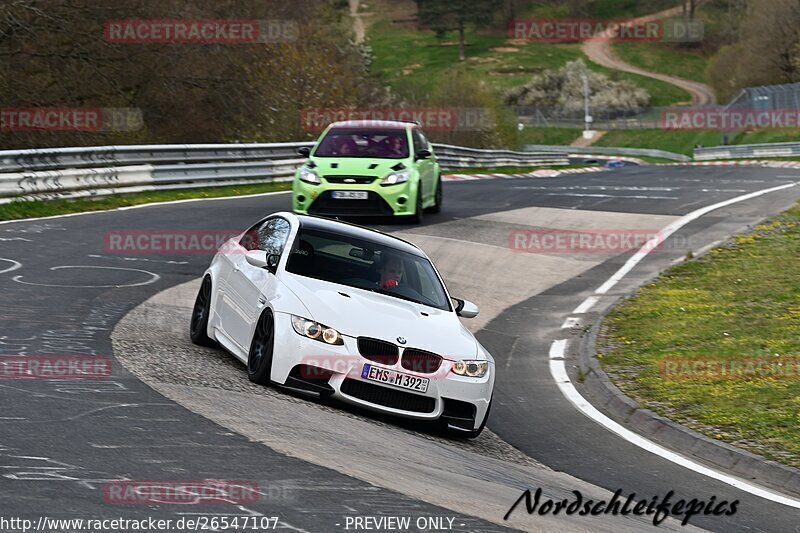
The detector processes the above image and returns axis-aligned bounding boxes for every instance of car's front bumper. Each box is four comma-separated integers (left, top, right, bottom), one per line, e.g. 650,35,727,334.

272,313,493,431
292,176,418,217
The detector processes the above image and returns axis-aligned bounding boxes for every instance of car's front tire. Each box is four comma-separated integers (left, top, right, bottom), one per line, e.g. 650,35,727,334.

248,308,275,385
190,276,216,347
409,186,424,224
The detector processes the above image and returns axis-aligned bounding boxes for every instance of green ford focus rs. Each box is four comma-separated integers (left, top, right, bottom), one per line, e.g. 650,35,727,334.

292,120,442,223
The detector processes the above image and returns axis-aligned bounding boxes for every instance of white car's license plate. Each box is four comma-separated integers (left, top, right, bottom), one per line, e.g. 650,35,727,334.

332,191,368,200
361,364,429,393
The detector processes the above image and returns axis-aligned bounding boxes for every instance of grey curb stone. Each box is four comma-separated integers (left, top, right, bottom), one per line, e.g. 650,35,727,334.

577,297,800,499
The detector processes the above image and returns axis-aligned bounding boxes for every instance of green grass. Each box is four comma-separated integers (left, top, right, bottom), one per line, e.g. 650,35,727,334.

367,19,584,97
522,0,680,18
593,128,800,156
0,181,292,222
734,129,800,145
595,129,723,155
518,127,583,145
599,203,800,469
587,62,692,107
366,18,692,106
612,42,710,84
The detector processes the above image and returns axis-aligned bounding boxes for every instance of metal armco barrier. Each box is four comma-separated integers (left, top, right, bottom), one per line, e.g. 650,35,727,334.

694,142,800,161
525,144,690,162
0,142,568,203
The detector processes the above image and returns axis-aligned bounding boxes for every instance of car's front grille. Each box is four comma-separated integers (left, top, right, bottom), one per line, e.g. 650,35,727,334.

324,175,377,184
340,378,435,413
357,337,399,366
307,191,394,216
401,348,442,374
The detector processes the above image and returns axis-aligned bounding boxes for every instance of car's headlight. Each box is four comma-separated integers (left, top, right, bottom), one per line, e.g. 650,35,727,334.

380,170,409,186
299,167,320,185
291,315,343,345
451,360,489,378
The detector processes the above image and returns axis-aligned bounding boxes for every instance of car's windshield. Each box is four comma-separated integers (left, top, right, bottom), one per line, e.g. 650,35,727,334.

285,227,451,311
313,128,409,159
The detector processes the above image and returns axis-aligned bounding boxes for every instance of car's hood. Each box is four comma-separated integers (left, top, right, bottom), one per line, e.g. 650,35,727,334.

280,273,479,360
310,157,407,177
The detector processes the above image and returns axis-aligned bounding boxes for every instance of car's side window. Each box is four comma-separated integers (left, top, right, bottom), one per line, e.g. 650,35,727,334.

239,217,291,255
412,129,427,153
417,130,430,149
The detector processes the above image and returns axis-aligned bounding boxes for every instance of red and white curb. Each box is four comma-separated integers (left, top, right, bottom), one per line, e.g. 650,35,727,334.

442,166,606,182
661,160,800,168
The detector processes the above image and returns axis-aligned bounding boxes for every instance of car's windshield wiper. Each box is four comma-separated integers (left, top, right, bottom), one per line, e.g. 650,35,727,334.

362,286,429,307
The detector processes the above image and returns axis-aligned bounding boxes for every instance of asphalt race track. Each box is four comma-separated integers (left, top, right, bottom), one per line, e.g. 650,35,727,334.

2,165,800,532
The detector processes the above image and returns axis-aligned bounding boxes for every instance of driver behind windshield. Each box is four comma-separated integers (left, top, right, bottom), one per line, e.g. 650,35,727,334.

376,253,404,289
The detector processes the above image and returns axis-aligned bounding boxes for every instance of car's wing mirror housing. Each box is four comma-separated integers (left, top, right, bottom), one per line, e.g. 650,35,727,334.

297,146,311,157
416,149,432,160
453,298,479,318
245,251,269,269
245,251,280,273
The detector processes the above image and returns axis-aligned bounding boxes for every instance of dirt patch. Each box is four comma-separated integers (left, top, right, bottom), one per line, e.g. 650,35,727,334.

490,46,519,53
402,63,422,75
467,56,500,64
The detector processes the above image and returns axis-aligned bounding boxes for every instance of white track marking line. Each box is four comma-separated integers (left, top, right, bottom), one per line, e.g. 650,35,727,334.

549,339,800,508
0,258,21,274
551,180,800,508
12,265,160,288
0,190,291,227
548,339,567,360
572,296,599,314
561,317,580,329
595,182,799,295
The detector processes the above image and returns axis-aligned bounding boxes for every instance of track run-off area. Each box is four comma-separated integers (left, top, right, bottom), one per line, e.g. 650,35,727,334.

1,165,799,532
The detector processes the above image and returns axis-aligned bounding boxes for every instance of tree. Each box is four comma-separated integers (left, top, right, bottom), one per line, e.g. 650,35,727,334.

416,0,502,61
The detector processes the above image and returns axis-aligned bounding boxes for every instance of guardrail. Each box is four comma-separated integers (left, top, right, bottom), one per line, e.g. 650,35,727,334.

0,142,568,203
694,142,800,161
524,144,690,162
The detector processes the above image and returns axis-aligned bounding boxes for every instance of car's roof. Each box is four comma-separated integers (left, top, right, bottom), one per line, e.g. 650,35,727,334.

328,120,413,131
295,214,425,257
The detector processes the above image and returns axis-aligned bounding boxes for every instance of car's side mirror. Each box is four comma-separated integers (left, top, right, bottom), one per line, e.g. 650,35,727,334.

245,251,280,272
245,251,269,269
453,298,479,318
415,149,432,160
297,146,311,157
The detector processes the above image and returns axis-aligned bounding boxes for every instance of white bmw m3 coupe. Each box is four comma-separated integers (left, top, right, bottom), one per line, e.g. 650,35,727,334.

190,212,494,437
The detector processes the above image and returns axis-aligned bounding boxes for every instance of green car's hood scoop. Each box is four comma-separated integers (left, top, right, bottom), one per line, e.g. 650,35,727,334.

312,158,402,176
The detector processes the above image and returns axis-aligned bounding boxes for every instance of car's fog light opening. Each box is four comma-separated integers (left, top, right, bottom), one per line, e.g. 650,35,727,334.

397,196,407,205
285,365,335,397
441,397,477,430
297,195,306,203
